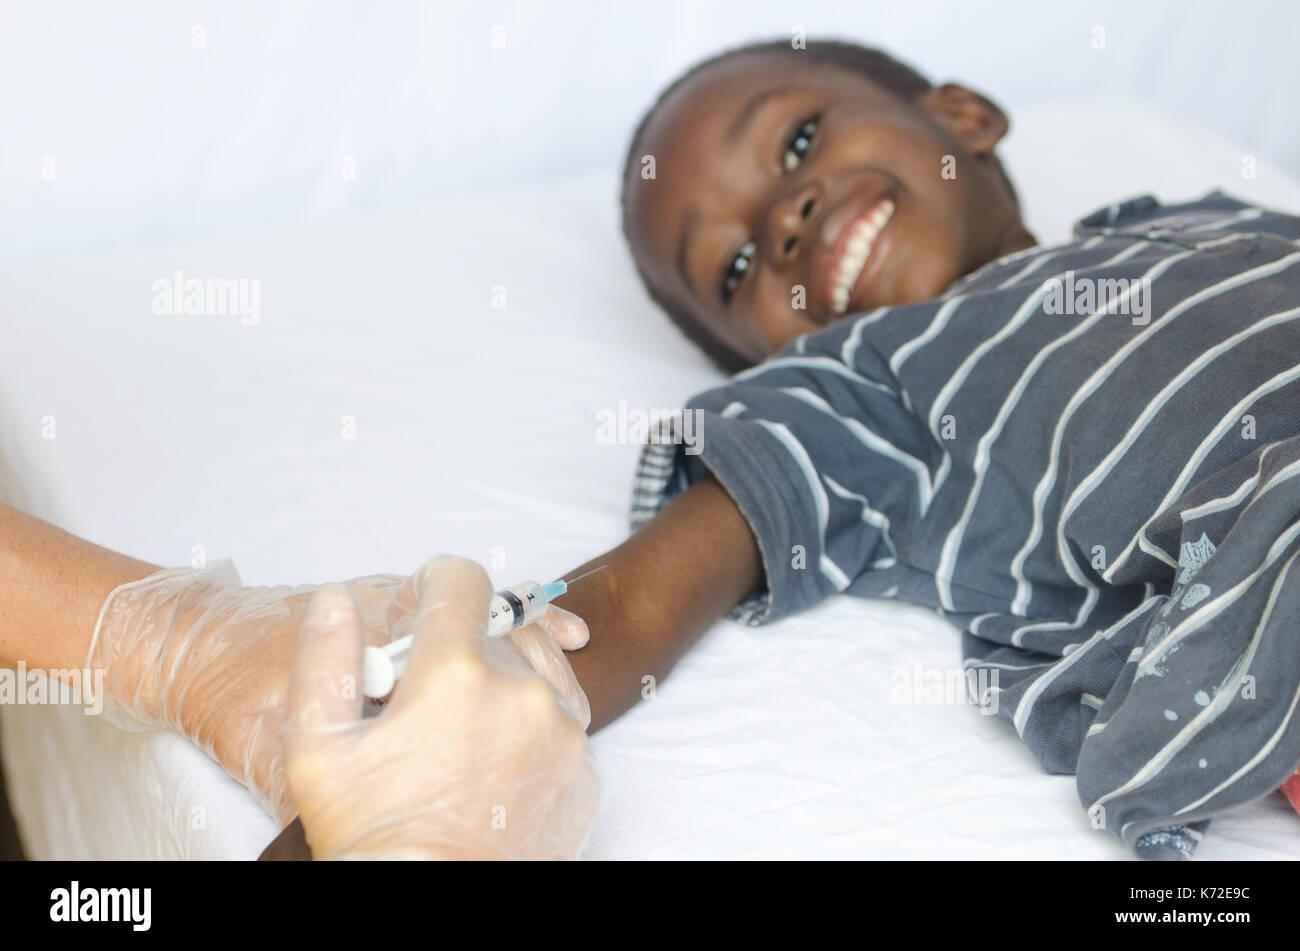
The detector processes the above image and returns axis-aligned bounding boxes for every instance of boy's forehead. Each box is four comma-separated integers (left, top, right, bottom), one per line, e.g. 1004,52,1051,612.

642,53,844,158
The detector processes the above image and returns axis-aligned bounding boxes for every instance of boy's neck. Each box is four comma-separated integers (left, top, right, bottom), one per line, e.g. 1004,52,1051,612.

994,217,1038,261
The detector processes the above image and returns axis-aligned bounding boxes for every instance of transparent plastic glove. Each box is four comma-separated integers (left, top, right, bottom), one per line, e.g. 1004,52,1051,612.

507,605,591,731
86,560,402,823
284,556,600,860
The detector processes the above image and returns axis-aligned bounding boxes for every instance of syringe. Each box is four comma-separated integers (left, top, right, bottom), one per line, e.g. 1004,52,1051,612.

362,565,608,700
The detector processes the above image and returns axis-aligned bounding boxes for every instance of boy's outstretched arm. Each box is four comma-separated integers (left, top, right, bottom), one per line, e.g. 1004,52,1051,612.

559,473,761,731
262,474,760,858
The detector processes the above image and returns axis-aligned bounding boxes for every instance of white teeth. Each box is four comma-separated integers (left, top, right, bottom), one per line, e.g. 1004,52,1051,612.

828,199,895,315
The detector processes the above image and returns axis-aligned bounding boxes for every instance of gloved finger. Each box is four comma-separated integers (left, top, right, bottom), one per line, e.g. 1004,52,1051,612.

381,562,447,644
286,586,366,742
382,575,418,647
536,604,590,651
507,623,592,731
399,556,494,688
344,575,404,645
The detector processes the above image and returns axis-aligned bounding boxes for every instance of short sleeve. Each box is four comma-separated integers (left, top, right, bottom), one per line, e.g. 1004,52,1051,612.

629,350,934,625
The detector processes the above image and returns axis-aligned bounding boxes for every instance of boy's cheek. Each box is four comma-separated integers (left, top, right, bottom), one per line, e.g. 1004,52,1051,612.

749,303,822,357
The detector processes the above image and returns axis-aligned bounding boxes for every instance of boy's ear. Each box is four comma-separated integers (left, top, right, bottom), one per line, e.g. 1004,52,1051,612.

918,83,1009,155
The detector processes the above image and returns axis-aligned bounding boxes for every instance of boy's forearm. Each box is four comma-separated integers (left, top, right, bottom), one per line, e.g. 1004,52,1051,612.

561,473,762,732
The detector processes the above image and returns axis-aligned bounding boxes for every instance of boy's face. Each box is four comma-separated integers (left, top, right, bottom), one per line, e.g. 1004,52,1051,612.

625,52,1031,364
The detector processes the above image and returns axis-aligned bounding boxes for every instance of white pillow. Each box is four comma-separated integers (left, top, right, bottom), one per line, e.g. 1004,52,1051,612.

1001,97,1300,244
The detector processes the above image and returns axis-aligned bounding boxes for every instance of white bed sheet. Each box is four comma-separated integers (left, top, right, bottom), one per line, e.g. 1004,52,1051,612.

3,98,1300,860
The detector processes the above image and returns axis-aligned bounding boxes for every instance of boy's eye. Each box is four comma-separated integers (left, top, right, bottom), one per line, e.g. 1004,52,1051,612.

721,239,757,303
782,115,819,172
718,115,818,303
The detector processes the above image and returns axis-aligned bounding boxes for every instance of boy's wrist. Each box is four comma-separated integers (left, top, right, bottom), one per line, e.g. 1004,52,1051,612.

260,817,312,860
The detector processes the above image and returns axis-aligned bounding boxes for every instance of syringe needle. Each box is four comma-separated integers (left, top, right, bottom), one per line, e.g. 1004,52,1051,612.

558,563,610,588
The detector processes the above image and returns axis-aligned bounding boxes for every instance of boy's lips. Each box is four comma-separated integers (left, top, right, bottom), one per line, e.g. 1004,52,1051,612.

818,193,897,320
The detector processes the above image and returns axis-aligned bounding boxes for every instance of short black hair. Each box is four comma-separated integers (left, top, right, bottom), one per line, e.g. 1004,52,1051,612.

619,38,1005,374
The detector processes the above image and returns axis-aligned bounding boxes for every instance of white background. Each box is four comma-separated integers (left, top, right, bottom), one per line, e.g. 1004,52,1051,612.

2,0,1297,266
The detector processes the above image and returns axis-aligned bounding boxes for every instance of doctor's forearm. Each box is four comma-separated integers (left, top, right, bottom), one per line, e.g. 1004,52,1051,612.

0,502,159,672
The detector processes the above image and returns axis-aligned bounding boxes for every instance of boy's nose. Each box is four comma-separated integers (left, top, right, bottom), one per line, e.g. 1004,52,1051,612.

765,183,822,266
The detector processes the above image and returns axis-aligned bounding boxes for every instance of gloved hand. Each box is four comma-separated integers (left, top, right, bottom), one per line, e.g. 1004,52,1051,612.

507,605,591,729
380,572,593,730
283,556,600,860
87,561,404,823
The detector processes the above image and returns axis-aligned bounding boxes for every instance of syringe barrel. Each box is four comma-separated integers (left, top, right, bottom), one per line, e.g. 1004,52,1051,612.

365,580,553,699
485,581,550,637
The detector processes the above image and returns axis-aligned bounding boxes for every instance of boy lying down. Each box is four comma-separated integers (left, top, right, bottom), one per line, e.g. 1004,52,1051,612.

273,39,1300,859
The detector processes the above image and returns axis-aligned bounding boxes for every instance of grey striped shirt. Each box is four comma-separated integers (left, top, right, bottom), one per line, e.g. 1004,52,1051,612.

631,192,1300,859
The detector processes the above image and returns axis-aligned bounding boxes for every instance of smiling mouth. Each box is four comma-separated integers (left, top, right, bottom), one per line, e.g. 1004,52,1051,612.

827,197,896,316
